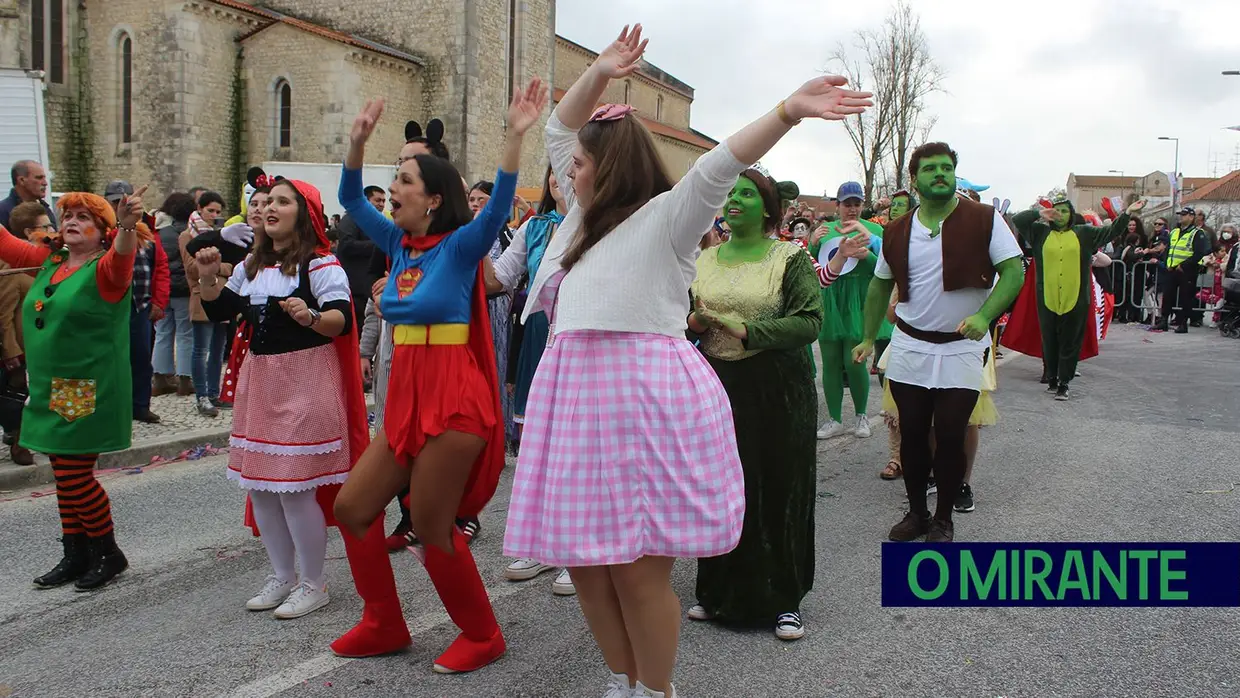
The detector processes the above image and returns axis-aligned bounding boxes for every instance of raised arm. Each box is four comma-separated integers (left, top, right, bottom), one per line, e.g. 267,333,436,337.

1010,208,1044,249
451,78,547,263
339,164,403,256
668,75,871,254
556,25,647,130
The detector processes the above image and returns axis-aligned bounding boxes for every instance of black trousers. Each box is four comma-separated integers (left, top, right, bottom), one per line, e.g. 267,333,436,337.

1159,267,1198,328
889,380,978,522
1036,302,1087,386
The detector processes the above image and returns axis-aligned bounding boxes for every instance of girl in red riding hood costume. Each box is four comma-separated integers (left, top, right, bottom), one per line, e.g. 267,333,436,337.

195,178,412,655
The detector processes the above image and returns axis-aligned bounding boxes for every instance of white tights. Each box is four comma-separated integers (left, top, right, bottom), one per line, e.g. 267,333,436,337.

248,489,327,588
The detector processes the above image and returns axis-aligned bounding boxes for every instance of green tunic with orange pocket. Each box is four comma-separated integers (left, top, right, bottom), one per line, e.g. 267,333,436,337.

19,251,133,455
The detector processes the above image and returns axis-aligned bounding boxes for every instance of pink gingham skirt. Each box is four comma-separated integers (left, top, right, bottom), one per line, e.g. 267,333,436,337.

503,329,746,567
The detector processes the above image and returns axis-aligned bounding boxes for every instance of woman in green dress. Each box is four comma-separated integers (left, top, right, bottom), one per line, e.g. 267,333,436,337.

0,188,152,591
687,169,869,640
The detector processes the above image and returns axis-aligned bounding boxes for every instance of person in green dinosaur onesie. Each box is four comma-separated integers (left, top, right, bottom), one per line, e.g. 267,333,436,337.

809,181,888,440
1010,197,1144,400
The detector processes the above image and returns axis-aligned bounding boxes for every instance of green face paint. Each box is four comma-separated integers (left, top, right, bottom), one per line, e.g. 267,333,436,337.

1053,204,1073,230
723,176,766,233
914,155,956,203
889,195,911,220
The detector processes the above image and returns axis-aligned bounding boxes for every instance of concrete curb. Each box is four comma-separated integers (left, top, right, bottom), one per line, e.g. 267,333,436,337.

0,426,231,493
0,400,376,493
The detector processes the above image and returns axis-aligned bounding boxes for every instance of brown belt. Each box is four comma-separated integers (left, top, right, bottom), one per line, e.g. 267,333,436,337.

895,317,965,344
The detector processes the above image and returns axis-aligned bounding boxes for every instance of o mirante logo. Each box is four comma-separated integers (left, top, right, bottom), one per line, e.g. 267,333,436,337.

881,543,1240,607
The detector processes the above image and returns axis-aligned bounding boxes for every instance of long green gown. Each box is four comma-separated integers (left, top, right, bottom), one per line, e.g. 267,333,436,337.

690,242,823,623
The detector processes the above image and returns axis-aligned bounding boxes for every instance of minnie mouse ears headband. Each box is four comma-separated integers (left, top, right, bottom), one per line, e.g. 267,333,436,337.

404,119,450,160
246,166,283,190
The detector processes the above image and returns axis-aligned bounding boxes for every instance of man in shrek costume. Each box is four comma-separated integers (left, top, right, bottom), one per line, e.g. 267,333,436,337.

689,168,866,641
1008,197,1143,400
809,181,887,440
853,142,1024,543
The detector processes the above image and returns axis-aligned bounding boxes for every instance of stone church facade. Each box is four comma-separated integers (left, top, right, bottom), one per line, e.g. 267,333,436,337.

3,0,712,207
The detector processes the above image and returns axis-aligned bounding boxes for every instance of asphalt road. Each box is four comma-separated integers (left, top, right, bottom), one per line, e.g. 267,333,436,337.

1,324,1238,698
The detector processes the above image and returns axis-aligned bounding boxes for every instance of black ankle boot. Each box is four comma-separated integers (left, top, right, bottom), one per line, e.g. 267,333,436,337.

74,532,129,591
34,533,91,588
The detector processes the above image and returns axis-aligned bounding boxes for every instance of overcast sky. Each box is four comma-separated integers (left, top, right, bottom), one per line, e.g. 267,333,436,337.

555,0,1240,207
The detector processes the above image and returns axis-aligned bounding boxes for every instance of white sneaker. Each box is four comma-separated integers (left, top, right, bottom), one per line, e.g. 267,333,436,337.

603,672,634,698
686,603,714,620
552,568,576,596
816,420,849,440
635,682,677,697
272,580,330,619
854,414,872,438
775,611,806,641
245,575,294,611
504,558,554,581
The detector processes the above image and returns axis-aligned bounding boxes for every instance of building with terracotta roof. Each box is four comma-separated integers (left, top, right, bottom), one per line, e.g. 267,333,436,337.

553,36,716,180
1184,169,1240,225
3,0,558,203
1066,171,1216,214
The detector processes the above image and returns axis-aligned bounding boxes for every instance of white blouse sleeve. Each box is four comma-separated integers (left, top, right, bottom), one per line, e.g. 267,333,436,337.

545,113,578,212
662,143,748,258
308,256,352,305
225,257,249,295
494,220,530,291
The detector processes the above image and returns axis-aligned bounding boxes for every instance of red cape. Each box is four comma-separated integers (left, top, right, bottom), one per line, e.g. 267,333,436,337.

999,259,1100,361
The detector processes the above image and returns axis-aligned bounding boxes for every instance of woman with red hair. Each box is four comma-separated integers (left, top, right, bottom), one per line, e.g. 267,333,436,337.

0,187,152,591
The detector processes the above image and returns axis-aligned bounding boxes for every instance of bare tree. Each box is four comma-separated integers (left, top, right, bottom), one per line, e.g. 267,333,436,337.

829,34,897,205
886,1,944,190
830,0,943,201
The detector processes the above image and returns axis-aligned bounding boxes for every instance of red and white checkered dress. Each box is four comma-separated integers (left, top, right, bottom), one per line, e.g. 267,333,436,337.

504,271,745,566
227,343,352,492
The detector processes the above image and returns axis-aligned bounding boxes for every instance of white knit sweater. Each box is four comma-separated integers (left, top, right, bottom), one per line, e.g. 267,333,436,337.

523,113,748,337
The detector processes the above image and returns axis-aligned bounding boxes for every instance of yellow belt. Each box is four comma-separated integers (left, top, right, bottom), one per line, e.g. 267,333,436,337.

392,323,469,346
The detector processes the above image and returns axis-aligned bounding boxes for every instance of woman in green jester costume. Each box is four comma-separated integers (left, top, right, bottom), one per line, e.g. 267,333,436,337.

809,181,886,440
0,188,154,591
1009,197,1144,400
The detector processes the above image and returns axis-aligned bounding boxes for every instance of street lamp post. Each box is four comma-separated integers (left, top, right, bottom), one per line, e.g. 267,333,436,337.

1108,169,1127,202
1159,136,1180,209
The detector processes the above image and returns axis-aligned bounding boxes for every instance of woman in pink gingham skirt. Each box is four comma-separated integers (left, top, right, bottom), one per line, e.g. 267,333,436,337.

502,23,873,698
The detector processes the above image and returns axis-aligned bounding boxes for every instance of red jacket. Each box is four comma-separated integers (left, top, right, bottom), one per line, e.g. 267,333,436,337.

146,213,170,310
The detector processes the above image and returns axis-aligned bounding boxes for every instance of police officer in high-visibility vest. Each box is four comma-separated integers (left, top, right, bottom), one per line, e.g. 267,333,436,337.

1156,206,1212,333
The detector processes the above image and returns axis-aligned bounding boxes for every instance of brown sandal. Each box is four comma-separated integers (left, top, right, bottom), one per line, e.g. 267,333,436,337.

880,461,902,480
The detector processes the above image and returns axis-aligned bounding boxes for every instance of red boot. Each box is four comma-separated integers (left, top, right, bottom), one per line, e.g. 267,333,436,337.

330,518,413,658
423,529,506,673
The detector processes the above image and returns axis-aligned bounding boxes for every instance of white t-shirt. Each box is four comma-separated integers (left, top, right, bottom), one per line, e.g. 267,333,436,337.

875,209,1022,357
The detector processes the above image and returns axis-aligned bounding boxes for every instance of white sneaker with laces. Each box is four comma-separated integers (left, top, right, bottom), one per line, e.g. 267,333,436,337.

775,611,806,641
504,558,553,581
245,575,294,611
603,672,634,698
854,414,872,438
816,419,849,440
552,568,576,596
686,603,714,621
272,580,330,619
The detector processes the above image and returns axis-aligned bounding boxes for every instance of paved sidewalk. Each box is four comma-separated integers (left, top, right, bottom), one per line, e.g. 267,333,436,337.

0,393,234,491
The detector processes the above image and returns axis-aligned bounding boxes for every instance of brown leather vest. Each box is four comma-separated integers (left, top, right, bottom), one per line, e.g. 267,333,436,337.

882,198,997,302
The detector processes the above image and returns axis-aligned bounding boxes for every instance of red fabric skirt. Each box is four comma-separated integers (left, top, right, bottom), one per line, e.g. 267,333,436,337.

383,343,496,464
999,260,1100,361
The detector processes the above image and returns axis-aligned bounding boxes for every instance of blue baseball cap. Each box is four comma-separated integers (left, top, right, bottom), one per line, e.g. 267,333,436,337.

836,181,864,202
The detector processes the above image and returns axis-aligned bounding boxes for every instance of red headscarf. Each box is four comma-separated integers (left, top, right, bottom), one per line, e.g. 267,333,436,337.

241,179,370,533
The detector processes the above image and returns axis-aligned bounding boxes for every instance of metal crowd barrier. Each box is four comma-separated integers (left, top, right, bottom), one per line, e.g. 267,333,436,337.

1116,260,1209,323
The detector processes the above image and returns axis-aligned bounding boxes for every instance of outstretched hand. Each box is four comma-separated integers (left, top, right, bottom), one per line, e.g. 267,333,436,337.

351,99,385,147
837,229,872,259
595,25,648,79
784,76,873,122
117,185,149,229
1126,198,1147,215
508,78,549,135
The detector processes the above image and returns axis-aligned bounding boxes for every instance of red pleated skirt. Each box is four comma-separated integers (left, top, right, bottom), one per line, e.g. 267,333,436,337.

383,343,496,465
